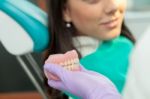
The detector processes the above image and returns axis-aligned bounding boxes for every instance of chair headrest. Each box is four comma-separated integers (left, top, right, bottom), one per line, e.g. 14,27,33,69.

0,0,49,55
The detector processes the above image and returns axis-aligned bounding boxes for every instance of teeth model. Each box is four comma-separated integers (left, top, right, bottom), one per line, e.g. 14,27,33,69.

44,50,80,80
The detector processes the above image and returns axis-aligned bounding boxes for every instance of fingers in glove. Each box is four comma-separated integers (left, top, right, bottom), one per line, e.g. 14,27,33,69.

48,80,65,90
44,63,70,80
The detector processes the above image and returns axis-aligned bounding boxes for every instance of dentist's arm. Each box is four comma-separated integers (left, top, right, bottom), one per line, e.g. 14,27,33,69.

123,27,150,99
44,64,121,99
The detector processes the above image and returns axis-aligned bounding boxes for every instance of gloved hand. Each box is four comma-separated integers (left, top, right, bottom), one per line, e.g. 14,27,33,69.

44,63,121,99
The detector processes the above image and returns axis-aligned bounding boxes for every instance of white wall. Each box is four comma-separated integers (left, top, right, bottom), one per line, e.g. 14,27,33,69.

125,11,150,40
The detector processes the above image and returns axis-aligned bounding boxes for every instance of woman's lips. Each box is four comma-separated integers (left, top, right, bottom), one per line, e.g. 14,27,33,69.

100,18,119,29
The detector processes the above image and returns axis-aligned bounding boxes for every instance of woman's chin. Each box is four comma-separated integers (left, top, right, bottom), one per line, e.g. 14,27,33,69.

103,29,121,40
98,33,120,41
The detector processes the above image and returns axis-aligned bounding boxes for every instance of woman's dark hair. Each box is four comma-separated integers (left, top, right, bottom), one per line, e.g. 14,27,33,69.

44,0,135,98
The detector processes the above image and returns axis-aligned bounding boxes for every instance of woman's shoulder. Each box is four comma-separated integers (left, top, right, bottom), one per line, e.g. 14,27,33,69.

116,36,134,45
114,36,134,51
97,36,134,52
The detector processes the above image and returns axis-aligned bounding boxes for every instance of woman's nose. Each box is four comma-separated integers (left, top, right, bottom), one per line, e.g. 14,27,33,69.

105,0,118,15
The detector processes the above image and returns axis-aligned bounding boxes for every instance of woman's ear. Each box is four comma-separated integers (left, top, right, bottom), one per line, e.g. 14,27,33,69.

63,7,72,22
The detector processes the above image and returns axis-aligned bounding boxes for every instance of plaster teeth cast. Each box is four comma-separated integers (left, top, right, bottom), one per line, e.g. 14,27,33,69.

45,50,80,80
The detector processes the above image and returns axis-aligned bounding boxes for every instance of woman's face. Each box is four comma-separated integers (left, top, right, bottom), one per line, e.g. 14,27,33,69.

63,0,127,40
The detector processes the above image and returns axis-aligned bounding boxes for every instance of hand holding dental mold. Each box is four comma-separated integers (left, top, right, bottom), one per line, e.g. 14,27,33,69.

44,50,121,99
44,50,81,80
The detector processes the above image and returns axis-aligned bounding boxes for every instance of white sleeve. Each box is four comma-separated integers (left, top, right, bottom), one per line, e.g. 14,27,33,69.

122,26,150,99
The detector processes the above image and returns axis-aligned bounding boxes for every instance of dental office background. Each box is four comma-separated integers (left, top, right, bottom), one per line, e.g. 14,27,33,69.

0,0,150,93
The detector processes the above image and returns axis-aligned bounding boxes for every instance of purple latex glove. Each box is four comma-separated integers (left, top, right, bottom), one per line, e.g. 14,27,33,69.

44,63,121,99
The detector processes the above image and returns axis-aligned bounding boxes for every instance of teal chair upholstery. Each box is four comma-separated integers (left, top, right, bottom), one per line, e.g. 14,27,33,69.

0,0,49,54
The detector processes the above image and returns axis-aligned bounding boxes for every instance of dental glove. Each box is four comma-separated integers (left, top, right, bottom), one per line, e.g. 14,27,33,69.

44,63,121,99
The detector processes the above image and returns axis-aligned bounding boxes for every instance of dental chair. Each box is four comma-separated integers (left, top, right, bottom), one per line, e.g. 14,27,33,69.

0,0,49,98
